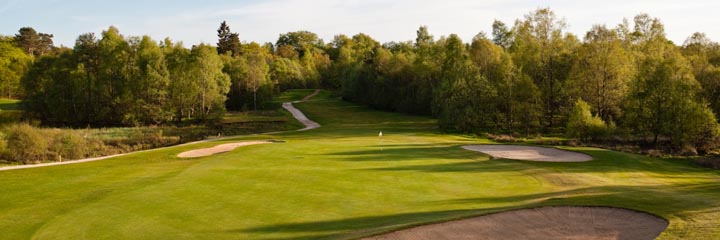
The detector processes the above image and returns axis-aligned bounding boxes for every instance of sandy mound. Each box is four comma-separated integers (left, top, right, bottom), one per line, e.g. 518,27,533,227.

364,206,668,240
462,145,592,162
177,141,272,158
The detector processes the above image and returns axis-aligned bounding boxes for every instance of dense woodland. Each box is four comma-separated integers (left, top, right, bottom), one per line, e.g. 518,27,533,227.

3,8,720,154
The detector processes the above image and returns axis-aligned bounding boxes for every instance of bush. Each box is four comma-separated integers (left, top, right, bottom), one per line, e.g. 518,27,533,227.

567,99,609,141
674,102,719,153
3,123,49,164
52,131,89,160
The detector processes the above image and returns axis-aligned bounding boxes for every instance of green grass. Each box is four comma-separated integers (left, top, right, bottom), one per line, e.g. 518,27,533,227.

0,90,719,239
0,99,22,125
0,99,20,111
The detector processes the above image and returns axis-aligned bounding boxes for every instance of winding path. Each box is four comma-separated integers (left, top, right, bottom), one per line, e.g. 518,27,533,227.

282,89,321,131
0,90,322,171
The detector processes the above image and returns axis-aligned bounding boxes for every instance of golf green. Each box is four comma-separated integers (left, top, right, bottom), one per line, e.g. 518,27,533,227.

0,90,719,239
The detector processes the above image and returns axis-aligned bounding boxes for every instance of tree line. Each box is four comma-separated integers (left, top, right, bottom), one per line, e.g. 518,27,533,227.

1,22,326,126
326,9,720,152
3,8,720,152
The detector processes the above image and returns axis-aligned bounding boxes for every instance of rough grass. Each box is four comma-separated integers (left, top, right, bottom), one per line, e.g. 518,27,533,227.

0,90,718,239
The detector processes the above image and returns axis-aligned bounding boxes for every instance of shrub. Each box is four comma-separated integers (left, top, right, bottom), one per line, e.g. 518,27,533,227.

673,102,719,154
52,131,89,160
567,99,609,141
3,123,49,163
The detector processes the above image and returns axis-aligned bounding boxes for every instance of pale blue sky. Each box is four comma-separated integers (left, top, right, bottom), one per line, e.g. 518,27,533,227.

2,0,719,47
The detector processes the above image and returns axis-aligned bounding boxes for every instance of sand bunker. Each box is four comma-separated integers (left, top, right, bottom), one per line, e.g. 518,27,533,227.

462,145,592,162
364,206,668,240
177,141,272,158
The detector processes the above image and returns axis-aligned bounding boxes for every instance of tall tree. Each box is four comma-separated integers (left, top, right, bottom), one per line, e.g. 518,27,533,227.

164,40,197,123
217,21,242,56
221,53,248,111
0,40,32,98
623,17,719,148
96,26,133,125
412,26,442,115
245,51,270,111
568,25,634,122
73,32,100,124
191,44,231,120
14,27,54,57
510,8,578,129
276,31,323,58
129,36,170,124
491,20,512,49
469,34,520,130
682,32,720,117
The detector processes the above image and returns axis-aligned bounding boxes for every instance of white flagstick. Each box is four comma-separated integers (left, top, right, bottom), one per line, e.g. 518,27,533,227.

379,131,383,152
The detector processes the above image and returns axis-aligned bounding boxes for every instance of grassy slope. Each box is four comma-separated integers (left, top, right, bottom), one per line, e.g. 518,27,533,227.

0,90,719,239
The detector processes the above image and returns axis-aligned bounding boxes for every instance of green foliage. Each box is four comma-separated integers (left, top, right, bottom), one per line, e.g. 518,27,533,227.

217,21,241,56
22,27,234,126
14,27,54,57
134,36,171,124
567,99,610,140
568,25,633,122
491,20,512,49
624,37,718,149
11,10,720,153
509,8,578,129
0,41,32,98
191,44,231,120
271,57,305,90
276,31,323,58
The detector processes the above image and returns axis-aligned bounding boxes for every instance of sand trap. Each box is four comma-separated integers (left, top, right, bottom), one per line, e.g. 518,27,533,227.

364,206,668,240
177,141,273,158
462,145,592,162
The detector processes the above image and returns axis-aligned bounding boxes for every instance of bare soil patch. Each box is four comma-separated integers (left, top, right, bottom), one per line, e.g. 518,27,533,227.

177,141,272,158
364,206,668,240
462,145,592,162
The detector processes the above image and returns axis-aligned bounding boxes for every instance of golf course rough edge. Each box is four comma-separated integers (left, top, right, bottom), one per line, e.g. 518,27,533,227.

363,206,668,240
0,90,322,171
462,144,593,162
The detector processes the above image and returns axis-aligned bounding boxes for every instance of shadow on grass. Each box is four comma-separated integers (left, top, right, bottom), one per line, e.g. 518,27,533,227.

352,147,720,176
325,144,478,162
435,183,720,207
237,208,502,240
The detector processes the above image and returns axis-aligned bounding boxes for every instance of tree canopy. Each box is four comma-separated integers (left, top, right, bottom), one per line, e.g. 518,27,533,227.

11,10,720,152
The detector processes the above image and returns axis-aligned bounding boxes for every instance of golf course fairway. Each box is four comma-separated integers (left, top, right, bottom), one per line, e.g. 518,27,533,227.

0,90,719,239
